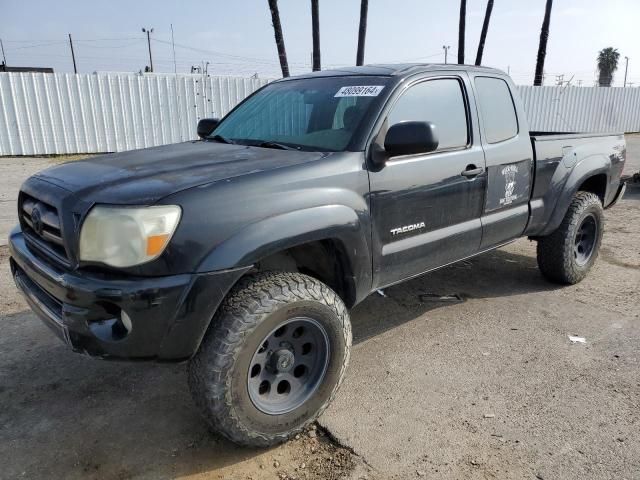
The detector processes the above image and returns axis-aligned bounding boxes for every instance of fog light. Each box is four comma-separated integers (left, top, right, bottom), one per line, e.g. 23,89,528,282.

88,307,132,342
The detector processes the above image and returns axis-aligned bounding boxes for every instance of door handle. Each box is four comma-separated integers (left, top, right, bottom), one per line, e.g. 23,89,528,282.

461,165,484,177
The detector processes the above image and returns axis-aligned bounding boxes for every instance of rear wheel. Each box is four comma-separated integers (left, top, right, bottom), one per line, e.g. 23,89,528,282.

188,272,351,447
536,191,604,284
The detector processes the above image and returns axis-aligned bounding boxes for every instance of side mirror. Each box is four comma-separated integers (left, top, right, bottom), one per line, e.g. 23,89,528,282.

197,118,220,139
384,121,439,156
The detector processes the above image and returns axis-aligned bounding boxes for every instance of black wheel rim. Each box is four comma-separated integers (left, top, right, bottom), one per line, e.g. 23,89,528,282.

574,213,598,266
247,317,330,415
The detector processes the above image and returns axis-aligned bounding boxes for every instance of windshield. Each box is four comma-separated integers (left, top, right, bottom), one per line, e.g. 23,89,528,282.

211,76,390,152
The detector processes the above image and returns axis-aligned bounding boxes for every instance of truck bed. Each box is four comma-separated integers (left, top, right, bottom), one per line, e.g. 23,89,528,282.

525,132,626,237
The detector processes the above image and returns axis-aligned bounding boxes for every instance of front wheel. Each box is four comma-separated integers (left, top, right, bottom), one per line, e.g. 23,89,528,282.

536,191,604,284
188,272,351,447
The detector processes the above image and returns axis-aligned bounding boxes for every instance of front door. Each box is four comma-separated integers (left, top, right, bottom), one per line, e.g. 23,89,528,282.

369,75,487,288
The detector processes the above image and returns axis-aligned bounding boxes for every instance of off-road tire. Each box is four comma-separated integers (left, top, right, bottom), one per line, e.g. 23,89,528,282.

188,271,351,447
536,191,604,284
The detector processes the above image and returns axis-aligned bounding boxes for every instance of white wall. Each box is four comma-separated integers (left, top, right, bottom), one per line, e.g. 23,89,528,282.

0,73,271,155
517,85,640,133
1,72,639,156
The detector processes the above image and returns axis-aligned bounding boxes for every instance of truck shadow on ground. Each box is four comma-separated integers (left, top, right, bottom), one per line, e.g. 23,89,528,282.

622,181,640,198
350,247,553,344
0,316,267,478
0,248,552,479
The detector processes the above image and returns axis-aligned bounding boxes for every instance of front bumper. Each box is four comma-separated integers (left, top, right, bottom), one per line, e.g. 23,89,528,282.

9,228,249,360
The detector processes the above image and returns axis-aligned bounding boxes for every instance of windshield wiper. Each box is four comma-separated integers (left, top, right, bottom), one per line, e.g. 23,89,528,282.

257,141,299,151
209,134,235,144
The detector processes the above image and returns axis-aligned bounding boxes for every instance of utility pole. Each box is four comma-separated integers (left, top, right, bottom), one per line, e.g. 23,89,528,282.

170,23,177,74
624,56,629,87
0,38,7,66
68,34,78,74
443,45,450,64
142,27,154,72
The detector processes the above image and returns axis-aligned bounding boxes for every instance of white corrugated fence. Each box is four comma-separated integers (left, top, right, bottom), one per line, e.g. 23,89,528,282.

0,73,271,155
517,85,640,133
1,72,639,156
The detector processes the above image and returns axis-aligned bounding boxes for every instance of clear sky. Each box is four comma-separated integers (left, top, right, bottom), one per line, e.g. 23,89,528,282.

1,0,639,86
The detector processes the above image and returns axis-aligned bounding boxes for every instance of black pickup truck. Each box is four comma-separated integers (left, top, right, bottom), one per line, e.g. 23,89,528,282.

9,64,626,446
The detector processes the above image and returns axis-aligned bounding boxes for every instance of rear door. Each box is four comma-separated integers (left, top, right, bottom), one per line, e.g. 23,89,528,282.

368,73,487,288
470,75,535,248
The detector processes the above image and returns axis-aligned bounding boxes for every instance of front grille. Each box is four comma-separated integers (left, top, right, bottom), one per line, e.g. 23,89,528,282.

20,192,70,265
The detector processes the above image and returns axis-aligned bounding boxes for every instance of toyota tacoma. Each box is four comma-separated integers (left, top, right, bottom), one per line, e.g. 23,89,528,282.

9,64,627,446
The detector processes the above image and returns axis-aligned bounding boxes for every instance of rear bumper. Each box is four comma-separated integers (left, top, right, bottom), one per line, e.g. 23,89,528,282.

9,228,249,361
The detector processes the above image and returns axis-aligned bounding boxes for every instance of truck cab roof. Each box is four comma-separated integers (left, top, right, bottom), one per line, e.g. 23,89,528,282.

283,63,507,81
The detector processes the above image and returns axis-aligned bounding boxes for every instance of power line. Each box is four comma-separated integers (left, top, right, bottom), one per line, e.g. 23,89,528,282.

75,41,144,49
3,34,322,71
10,41,68,50
151,37,310,67
73,36,145,42
2,36,143,42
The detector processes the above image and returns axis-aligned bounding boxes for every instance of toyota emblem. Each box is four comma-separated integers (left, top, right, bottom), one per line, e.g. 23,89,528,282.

31,207,44,235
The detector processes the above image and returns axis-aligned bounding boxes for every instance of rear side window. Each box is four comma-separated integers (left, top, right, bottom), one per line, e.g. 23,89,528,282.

387,78,468,151
474,77,518,143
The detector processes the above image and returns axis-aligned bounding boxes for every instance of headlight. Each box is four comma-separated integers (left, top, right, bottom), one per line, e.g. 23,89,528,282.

79,205,181,267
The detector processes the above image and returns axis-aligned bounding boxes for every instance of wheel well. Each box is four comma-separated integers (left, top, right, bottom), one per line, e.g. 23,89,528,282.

254,240,356,307
578,174,607,202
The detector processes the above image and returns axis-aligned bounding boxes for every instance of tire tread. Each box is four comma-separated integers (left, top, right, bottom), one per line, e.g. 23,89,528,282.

536,191,604,284
188,271,351,447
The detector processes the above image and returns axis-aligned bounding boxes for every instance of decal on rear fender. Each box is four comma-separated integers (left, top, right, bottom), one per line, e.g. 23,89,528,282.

485,159,531,212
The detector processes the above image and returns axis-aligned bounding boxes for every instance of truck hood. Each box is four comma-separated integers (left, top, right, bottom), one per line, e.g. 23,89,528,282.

34,141,328,204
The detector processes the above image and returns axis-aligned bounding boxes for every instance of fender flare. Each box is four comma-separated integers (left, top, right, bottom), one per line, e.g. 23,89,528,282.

197,204,372,303
540,154,610,236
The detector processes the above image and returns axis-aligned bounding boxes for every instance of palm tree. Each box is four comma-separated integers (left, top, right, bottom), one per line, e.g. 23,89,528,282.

356,0,368,66
458,0,466,64
534,0,553,86
267,0,289,77
475,0,494,66
311,0,321,71
597,48,620,87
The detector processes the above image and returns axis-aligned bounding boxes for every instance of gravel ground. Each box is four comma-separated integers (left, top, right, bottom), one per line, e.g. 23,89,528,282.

321,188,640,479
0,254,370,480
0,136,638,479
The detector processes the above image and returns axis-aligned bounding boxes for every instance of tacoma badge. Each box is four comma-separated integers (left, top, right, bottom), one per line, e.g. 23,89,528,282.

390,222,426,236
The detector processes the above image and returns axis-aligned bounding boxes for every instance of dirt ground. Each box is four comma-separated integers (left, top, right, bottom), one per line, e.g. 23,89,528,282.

0,137,639,479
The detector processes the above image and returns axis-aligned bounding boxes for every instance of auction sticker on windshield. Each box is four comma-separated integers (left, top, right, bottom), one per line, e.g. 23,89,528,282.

334,85,385,97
